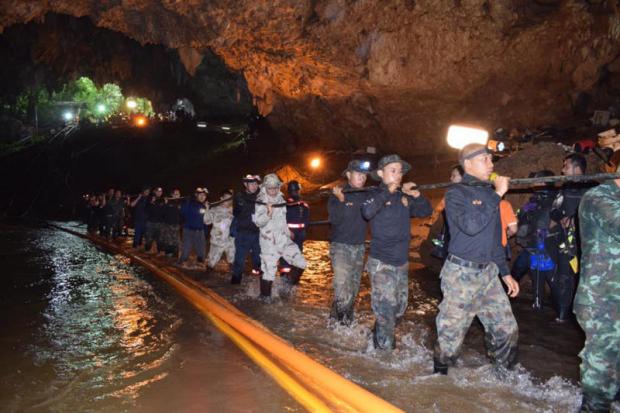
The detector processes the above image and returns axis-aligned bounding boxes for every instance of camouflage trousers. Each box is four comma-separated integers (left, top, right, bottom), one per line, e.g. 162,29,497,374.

160,224,179,256
434,259,518,369
260,239,306,282
367,256,409,350
574,303,620,412
208,240,235,268
144,222,163,252
330,242,365,324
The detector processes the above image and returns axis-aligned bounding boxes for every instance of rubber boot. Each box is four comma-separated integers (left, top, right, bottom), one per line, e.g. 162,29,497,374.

330,303,353,326
372,323,395,350
554,273,572,323
433,357,449,375
230,273,242,285
287,267,304,285
260,278,272,297
555,306,571,323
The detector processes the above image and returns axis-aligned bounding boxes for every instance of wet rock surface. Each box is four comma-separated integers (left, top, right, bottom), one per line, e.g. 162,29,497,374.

2,2,620,154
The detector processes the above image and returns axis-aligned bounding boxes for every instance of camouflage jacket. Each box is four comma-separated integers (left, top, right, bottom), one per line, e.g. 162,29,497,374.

252,187,291,246
204,204,234,246
574,181,620,307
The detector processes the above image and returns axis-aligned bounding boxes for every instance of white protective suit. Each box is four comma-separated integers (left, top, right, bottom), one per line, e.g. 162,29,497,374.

252,186,306,281
204,203,235,268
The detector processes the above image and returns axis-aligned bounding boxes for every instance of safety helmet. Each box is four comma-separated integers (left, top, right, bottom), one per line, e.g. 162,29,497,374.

287,180,301,193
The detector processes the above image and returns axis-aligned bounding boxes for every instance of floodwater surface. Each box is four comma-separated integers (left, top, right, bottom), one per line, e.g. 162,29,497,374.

0,224,300,412
1,222,584,412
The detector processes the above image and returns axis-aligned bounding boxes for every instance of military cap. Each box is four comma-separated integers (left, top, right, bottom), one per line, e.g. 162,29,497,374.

370,154,411,181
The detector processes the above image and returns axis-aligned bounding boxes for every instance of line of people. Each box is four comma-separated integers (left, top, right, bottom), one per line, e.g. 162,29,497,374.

82,175,311,298
327,148,618,412
82,148,618,412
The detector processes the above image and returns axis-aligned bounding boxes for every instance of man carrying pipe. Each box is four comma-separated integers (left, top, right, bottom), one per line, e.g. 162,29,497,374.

328,160,371,325
362,154,432,350
253,174,307,298
433,143,520,376
230,174,263,284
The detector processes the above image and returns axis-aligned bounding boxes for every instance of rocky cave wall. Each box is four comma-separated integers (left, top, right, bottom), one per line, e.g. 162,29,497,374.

2,1,620,154
0,13,254,119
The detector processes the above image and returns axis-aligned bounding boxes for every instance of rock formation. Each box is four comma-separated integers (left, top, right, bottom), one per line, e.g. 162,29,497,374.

2,1,620,154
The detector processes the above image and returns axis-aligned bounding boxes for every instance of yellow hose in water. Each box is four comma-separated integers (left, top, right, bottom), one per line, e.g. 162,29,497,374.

54,225,404,413
205,312,333,413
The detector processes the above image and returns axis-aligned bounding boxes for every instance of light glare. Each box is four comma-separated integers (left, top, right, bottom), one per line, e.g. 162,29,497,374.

447,125,489,149
310,157,321,169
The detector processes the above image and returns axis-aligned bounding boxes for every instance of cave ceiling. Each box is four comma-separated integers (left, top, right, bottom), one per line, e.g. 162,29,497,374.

2,0,620,154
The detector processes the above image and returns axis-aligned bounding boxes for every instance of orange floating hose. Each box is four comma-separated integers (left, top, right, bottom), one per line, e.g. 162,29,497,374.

54,225,405,413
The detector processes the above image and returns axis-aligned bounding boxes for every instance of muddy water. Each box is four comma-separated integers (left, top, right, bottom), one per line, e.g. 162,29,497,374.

204,240,584,413
0,224,300,412
1,222,584,412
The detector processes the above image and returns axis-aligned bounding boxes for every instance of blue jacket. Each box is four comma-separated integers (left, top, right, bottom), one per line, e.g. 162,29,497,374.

233,190,259,233
328,184,369,245
362,184,432,266
133,196,148,223
181,199,206,230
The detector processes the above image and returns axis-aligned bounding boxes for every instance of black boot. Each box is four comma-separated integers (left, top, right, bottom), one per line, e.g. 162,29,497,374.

230,273,242,284
260,278,272,297
329,303,353,326
287,267,304,285
555,306,571,323
371,323,395,350
433,357,449,375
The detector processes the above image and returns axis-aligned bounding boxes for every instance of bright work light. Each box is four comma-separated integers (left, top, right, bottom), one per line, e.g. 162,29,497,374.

126,99,137,109
447,125,489,149
96,104,106,113
63,111,74,121
134,116,147,127
310,157,321,169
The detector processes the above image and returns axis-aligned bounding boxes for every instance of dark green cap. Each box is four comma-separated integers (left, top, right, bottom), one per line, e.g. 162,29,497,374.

370,154,411,181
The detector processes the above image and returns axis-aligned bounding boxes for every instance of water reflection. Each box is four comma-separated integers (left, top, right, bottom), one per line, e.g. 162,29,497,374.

1,225,299,412
1,223,583,412
27,230,175,409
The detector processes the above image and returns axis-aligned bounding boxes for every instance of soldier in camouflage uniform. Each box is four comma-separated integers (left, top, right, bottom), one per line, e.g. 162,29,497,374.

574,161,620,413
204,190,235,269
434,144,520,375
361,155,432,350
253,174,307,297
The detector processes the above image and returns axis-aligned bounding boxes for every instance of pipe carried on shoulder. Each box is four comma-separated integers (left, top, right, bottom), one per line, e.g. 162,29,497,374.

318,172,620,194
